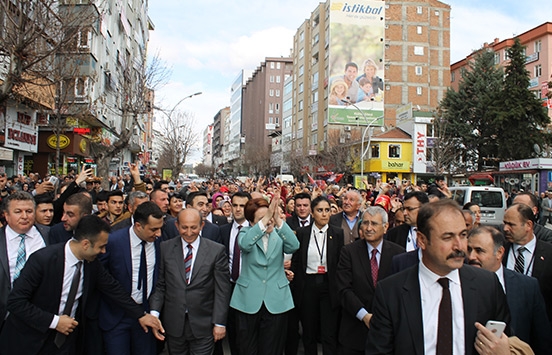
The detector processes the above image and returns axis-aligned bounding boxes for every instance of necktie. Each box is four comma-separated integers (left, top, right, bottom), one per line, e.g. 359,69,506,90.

300,220,308,227
370,249,378,287
13,234,27,281
231,225,242,282
184,244,193,284
436,278,453,355
55,261,82,348
514,246,527,274
138,241,148,305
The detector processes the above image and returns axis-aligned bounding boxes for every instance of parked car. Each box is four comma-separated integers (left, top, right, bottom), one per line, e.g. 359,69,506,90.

449,186,507,226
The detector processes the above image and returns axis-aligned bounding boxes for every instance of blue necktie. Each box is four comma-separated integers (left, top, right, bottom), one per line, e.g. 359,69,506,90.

13,234,26,281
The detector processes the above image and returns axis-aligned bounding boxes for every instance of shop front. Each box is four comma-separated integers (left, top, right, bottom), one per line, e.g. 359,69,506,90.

35,131,94,176
494,158,552,193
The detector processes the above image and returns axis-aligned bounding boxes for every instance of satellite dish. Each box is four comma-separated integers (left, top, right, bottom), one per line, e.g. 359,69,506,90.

534,144,542,155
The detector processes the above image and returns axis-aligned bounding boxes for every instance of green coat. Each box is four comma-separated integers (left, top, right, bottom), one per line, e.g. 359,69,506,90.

230,222,299,314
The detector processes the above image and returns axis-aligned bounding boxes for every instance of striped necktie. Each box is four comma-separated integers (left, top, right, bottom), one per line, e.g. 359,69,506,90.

13,234,27,281
514,246,527,274
184,244,193,284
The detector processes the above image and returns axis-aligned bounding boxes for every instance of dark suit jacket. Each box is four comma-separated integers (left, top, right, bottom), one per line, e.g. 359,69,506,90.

99,227,161,331
385,223,411,249
0,224,50,323
161,216,180,241
48,222,73,244
503,268,552,355
0,243,144,355
149,236,231,338
220,223,232,253
202,220,222,244
366,264,511,355
291,224,344,309
286,215,311,232
336,239,405,351
391,250,419,274
503,240,552,327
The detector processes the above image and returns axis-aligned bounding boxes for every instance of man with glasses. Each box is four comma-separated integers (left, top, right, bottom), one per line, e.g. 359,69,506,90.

336,207,405,354
385,191,429,251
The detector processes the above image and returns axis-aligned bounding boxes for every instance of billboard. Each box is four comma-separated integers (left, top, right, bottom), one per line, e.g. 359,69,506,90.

328,0,385,126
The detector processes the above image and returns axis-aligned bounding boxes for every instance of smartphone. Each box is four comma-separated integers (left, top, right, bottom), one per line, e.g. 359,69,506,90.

49,176,59,185
85,165,91,170
485,320,506,338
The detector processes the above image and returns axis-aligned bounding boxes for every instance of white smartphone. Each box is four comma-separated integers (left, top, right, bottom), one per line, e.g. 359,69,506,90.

49,176,59,185
485,320,506,338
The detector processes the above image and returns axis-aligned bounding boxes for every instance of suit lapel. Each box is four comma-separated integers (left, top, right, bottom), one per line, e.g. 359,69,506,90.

0,228,9,284
153,238,161,286
401,265,424,355
122,231,132,281
356,240,375,289
191,238,209,284
532,240,546,278
460,267,477,354
173,238,187,284
326,226,337,269
379,241,395,280
301,226,313,272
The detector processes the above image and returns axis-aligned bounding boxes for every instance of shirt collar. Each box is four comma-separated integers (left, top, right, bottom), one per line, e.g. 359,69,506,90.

419,257,461,286
6,225,39,242
130,227,152,248
65,240,80,266
515,235,536,254
233,220,249,229
312,223,329,234
496,265,506,293
366,240,383,255
183,236,201,250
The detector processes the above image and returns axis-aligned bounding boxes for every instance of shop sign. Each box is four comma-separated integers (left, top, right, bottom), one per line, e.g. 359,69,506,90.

47,134,71,149
0,147,13,161
5,126,38,153
382,160,409,171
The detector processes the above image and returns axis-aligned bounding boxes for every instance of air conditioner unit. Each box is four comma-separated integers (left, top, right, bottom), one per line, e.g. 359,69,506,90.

344,126,351,131
339,137,345,144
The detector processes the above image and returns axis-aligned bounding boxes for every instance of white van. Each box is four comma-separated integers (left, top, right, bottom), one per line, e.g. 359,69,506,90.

449,186,507,226
276,174,295,183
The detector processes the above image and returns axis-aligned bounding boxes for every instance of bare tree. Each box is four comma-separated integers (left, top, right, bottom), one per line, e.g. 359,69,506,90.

154,110,199,178
194,163,215,178
430,107,466,174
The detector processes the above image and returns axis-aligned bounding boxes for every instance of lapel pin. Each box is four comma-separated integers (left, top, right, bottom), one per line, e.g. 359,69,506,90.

541,256,545,261
329,235,333,239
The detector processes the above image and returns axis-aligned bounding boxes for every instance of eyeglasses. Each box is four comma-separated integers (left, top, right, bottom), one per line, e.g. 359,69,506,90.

401,206,420,212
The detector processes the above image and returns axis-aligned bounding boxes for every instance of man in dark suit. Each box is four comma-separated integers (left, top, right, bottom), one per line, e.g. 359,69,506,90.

385,191,429,251
329,189,362,245
366,199,510,355
186,191,222,243
49,192,93,244
99,202,165,355
336,206,404,355
508,192,552,242
150,208,231,354
219,191,251,355
0,215,162,355
149,189,179,241
468,225,552,354
502,203,552,327
286,192,312,231
0,191,50,326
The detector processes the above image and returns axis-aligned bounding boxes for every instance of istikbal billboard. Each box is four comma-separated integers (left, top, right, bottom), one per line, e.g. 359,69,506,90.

328,0,385,126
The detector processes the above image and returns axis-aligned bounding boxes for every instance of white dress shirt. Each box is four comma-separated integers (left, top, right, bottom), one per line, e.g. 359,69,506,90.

306,224,328,274
49,241,84,329
419,260,465,355
506,236,537,276
6,225,46,284
229,220,249,277
356,240,383,321
181,236,201,279
495,265,506,293
129,228,155,303
406,226,418,252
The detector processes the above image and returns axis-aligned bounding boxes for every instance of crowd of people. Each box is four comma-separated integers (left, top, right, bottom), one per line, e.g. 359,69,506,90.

0,168,551,355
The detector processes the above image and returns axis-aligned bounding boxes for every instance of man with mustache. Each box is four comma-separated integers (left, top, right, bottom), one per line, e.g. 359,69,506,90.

502,203,552,328
468,226,552,354
367,199,510,354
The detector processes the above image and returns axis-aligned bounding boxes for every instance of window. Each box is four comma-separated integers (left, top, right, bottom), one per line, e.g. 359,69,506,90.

371,144,380,158
416,6,422,14
299,100,304,111
277,62,281,69
299,65,304,76
535,64,542,77
389,144,401,158
77,29,91,49
269,89,274,97
299,82,304,93
75,77,88,97
535,40,542,53
312,91,318,103
417,26,422,35
269,103,274,114
451,71,455,82
312,33,319,45
283,100,292,112
275,103,280,113
416,87,422,95
270,75,274,83
269,117,273,124
494,52,500,64
299,48,304,59
504,50,509,61
276,76,281,83
276,89,280,97
270,62,275,69
415,66,422,76
414,46,424,56
299,31,304,42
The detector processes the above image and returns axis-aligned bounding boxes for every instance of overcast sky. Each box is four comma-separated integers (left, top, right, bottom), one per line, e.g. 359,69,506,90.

147,0,549,163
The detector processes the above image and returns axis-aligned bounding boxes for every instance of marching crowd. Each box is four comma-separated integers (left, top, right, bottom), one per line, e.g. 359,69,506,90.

0,167,550,355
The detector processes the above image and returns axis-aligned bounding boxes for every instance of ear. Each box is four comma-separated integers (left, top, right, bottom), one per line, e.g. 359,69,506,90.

417,231,429,250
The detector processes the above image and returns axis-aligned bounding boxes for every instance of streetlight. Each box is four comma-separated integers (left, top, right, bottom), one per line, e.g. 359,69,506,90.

342,99,384,182
165,91,202,119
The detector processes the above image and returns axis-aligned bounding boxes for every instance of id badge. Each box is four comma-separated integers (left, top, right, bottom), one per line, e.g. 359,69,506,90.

317,265,326,274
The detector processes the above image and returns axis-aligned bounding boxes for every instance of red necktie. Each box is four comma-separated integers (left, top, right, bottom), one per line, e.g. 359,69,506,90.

370,249,378,287
437,278,453,355
231,225,242,281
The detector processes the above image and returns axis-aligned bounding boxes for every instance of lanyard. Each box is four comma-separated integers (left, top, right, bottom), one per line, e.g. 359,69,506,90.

510,246,536,276
313,230,326,265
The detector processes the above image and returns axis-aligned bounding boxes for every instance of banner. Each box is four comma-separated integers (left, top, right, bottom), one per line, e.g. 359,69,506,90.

328,0,385,125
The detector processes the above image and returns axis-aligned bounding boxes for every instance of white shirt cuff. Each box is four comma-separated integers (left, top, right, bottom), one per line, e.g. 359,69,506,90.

49,315,60,329
356,308,368,321
150,311,160,318
257,220,267,232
